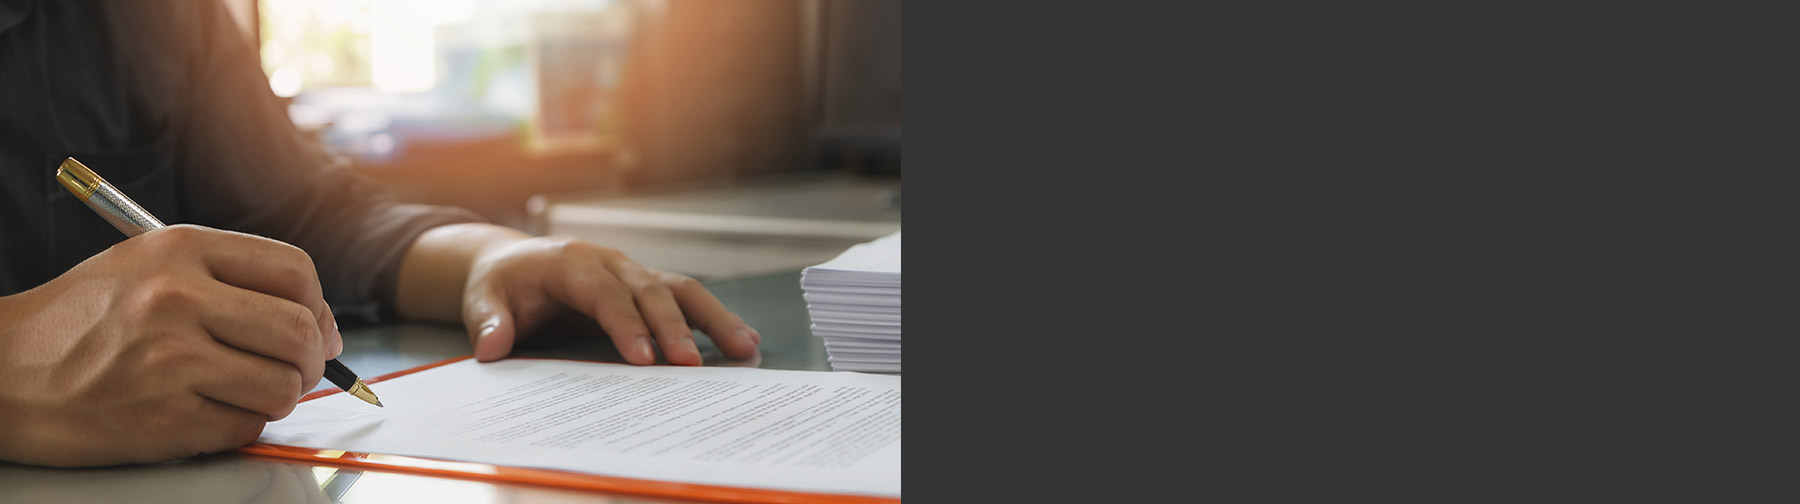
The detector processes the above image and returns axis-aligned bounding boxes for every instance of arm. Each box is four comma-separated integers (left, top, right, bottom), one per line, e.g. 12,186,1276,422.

174,2,756,364
170,1,480,323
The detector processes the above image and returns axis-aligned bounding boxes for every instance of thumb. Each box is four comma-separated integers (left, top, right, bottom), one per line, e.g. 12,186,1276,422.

465,288,518,362
319,302,343,359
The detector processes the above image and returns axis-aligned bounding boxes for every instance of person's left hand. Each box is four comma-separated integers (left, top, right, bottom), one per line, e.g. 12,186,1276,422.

397,224,762,365
399,225,761,365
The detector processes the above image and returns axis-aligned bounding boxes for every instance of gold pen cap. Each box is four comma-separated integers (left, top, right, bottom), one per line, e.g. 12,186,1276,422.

55,156,165,236
56,157,105,201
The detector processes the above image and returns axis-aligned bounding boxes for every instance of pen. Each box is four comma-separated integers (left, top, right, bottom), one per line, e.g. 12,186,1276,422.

55,157,384,408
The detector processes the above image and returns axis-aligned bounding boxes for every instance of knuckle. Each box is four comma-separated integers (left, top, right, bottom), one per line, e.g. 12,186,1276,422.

159,224,206,242
557,238,615,258
122,276,196,317
146,279,199,309
552,237,609,259
119,281,161,318
137,341,188,371
667,273,702,291
280,370,304,401
634,282,671,299
549,236,584,249
303,359,325,385
281,243,318,273
544,236,580,252
129,225,205,259
235,234,316,281
282,304,321,347
164,223,201,234
276,252,319,282
140,225,204,252
602,278,635,298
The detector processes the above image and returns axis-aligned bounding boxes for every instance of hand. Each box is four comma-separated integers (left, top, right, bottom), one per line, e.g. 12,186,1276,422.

0,225,342,467
465,236,762,365
396,224,760,365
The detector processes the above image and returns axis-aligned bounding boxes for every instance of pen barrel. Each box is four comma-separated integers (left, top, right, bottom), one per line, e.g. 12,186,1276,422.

324,359,357,387
84,183,165,236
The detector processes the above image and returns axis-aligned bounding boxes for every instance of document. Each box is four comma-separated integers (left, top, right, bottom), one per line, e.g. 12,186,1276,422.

260,359,901,497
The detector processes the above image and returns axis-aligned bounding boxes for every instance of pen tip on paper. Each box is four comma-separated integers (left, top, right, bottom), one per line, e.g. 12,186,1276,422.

346,380,383,407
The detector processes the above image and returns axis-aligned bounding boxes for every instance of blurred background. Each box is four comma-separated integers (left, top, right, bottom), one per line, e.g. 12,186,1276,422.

219,0,901,280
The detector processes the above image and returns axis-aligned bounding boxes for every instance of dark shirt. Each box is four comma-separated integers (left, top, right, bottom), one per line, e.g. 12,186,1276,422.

0,0,481,323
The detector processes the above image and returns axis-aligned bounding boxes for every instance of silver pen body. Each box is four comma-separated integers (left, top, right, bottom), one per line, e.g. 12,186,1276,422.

54,157,165,236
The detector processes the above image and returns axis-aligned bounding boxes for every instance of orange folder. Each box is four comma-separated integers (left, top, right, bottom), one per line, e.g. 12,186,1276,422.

239,356,901,504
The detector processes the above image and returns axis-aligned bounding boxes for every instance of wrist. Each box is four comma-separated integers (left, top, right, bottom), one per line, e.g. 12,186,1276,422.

395,223,532,323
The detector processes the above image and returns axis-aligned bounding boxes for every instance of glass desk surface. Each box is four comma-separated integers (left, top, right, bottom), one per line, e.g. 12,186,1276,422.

0,270,870,503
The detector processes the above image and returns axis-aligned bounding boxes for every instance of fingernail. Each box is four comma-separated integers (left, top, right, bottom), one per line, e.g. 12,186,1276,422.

683,333,701,356
743,327,762,345
477,323,498,344
329,320,344,357
639,336,657,362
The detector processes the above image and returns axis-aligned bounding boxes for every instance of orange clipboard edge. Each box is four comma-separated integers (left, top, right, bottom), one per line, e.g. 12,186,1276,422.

240,355,901,504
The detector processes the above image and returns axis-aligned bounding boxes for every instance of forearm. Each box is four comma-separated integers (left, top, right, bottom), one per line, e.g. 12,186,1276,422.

394,223,532,323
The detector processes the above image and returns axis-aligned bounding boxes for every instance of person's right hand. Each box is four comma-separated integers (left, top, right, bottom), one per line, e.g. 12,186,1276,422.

0,224,341,467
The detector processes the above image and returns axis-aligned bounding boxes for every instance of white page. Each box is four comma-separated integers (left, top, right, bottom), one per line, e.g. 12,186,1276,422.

824,339,902,351
816,333,903,344
829,361,901,373
797,284,901,296
807,232,901,274
803,292,902,308
260,359,901,497
813,322,903,334
812,317,903,328
821,352,902,364
807,309,903,322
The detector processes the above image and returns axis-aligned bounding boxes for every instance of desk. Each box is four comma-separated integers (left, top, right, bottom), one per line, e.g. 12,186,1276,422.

0,270,834,503
533,174,902,280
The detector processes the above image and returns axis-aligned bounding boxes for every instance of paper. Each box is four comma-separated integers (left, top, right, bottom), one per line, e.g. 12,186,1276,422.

260,359,901,497
806,232,901,280
803,232,902,372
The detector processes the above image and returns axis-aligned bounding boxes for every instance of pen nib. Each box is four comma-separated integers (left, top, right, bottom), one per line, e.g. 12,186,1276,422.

345,380,383,408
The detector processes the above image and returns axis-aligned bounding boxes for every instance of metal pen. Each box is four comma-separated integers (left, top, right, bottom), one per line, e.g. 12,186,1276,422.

55,157,383,407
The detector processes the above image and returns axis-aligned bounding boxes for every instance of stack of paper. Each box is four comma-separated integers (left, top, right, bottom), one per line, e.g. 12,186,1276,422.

801,231,901,373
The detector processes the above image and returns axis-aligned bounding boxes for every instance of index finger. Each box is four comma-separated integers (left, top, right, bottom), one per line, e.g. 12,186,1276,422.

664,273,760,360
